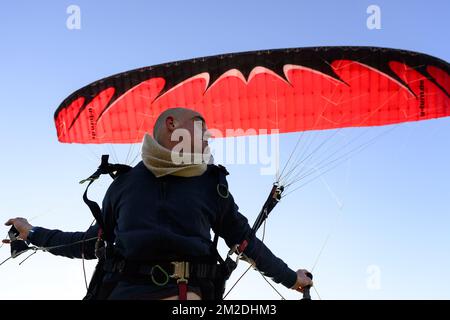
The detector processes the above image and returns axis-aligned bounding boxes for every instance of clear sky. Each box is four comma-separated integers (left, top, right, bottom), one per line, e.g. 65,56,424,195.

0,0,448,300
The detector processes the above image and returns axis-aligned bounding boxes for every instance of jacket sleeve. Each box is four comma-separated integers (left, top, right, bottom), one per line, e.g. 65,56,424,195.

27,224,99,259
215,192,297,289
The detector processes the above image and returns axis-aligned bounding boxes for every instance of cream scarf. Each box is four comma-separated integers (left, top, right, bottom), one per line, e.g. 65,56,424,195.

141,133,212,178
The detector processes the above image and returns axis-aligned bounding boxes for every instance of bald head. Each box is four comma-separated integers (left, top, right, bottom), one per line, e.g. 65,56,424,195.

152,107,208,153
153,108,203,142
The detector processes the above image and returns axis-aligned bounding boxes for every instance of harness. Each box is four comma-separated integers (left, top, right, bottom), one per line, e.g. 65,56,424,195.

80,155,234,300
80,155,132,300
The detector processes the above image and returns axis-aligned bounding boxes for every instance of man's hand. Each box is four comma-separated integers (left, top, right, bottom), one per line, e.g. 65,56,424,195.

4,218,33,241
291,269,313,293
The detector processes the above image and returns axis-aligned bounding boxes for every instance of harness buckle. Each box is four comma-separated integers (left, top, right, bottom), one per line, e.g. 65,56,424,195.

228,239,250,266
170,261,190,282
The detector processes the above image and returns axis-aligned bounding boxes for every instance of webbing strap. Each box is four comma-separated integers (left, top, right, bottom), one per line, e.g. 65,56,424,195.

82,179,105,230
81,155,132,241
177,281,188,300
212,165,229,264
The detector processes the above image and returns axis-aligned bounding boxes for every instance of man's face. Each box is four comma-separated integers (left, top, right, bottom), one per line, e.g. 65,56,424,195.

178,114,209,153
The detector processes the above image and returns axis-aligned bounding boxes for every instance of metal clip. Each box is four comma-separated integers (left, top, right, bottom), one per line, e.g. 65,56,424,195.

273,183,284,202
227,244,244,266
170,261,189,283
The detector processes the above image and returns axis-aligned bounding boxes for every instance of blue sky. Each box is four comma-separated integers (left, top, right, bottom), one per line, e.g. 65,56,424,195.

0,0,449,299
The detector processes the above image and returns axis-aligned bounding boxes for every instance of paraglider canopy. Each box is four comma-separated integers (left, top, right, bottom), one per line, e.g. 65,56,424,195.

54,47,449,144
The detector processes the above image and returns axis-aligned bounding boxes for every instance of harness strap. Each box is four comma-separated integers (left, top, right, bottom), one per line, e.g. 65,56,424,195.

106,260,219,279
177,281,188,300
81,155,131,300
211,165,239,296
212,165,235,277
212,165,229,260
82,179,105,231
81,155,131,241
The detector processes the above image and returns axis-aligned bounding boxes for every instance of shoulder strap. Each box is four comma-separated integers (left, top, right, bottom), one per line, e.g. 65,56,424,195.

209,164,230,266
212,165,229,249
81,155,132,240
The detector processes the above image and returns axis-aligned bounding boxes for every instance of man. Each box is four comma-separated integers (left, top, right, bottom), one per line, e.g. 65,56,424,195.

5,107,312,300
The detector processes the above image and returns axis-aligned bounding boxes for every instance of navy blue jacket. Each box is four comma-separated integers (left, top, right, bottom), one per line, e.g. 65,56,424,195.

29,161,297,290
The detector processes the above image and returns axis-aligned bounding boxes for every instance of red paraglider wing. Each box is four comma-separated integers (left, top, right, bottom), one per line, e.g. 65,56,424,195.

54,47,449,144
